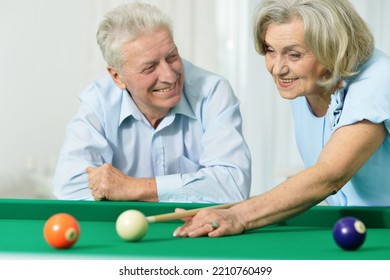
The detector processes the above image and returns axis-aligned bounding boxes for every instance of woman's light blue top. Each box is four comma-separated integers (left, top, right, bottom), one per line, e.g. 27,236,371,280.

292,49,390,206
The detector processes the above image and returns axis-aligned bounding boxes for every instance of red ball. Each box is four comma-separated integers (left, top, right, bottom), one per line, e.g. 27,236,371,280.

43,213,80,249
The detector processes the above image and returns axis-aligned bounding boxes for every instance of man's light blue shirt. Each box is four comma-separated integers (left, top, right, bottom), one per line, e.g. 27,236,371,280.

53,60,251,203
292,49,390,206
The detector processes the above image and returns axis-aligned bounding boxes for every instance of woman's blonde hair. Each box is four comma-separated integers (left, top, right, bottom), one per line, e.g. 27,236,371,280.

253,0,374,92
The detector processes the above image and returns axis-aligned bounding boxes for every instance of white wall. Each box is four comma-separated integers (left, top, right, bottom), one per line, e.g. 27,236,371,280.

0,1,90,197
0,0,219,198
1,0,389,198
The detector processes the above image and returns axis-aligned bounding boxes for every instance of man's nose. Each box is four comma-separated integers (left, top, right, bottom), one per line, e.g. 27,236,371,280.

157,61,177,83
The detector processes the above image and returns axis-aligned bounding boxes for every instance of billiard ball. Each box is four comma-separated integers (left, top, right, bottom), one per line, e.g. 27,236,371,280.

116,210,148,242
43,213,80,249
333,216,366,250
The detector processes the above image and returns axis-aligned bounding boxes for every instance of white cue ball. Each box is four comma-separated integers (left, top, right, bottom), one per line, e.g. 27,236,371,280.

116,210,148,242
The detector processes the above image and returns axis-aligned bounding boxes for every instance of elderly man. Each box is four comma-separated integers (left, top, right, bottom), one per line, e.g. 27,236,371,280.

53,3,251,203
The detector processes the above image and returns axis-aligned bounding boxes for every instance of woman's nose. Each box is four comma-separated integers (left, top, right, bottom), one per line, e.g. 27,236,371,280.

272,55,288,76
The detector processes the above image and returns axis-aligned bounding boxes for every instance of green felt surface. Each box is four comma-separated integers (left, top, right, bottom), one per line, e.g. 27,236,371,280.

1,199,390,259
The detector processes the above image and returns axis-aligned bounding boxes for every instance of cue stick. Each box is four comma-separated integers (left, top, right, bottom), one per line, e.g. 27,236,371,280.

145,202,238,224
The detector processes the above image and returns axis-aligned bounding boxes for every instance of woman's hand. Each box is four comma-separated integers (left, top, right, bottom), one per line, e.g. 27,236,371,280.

173,208,246,238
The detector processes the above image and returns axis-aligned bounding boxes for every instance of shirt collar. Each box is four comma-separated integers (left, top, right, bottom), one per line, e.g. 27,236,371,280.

118,87,196,127
118,90,142,126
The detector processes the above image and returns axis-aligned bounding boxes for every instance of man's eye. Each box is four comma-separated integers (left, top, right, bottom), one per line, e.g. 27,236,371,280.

167,54,178,63
142,65,155,73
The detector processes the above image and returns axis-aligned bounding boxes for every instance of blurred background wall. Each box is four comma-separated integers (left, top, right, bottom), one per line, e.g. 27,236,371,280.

1,0,389,199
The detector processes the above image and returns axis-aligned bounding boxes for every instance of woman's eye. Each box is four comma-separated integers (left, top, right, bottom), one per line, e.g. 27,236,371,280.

265,47,275,55
287,52,301,60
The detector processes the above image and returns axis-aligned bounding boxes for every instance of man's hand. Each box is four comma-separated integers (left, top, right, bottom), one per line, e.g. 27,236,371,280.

86,163,158,201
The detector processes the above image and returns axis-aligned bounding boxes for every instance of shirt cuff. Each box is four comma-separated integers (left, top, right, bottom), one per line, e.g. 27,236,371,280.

155,174,183,201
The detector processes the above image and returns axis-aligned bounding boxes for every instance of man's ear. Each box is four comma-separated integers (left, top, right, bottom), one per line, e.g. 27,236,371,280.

107,66,126,90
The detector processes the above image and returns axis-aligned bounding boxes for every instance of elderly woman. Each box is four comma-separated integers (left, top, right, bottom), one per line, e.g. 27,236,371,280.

174,0,390,238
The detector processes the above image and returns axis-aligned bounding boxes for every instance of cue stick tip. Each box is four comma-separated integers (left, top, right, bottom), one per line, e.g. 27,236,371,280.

146,216,156,224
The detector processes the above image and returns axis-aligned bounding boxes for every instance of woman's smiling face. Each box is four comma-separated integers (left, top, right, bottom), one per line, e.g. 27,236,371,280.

264,18,328,100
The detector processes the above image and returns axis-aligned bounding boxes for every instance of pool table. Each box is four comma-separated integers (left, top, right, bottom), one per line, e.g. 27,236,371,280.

0,198,390,260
